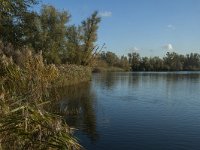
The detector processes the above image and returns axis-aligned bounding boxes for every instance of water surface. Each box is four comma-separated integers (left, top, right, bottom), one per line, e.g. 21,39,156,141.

59,72,200,150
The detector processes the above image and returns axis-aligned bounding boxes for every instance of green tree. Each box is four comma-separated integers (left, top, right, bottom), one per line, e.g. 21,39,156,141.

119,55,130,71
38,5,70,64
104,51,119,66
128,52,141,71
140,57,150,71
80,11,101,65
0,0,38,48
184,53,200,70
163,52,184,71
149,57,164,71
65,25,82,64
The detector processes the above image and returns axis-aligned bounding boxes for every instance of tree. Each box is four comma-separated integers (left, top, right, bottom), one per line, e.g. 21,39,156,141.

80,11,101,65
128,52,141,71
149,57,164,71
0,0,38,48
163,52,184,71
119,55,130,71
184,53,200,70
104,51,119,66
37,5,70,64
140,57,150,71
65,25,82,64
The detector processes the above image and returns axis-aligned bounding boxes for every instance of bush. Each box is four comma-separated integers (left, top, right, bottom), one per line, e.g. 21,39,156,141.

0,46,82,149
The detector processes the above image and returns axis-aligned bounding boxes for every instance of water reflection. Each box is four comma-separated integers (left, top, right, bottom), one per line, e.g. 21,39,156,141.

52,72,200,150
89,72,200,150
52,82,98,141
93,72,200,90
93,72,117,90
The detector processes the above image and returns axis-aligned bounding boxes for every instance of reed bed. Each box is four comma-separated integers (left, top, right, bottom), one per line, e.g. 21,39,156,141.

56,64,91,87
0,45,89,149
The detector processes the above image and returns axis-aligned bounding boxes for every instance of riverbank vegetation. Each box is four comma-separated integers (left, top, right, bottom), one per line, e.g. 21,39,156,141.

128,52,200,71
1,0,200,149
0,0,100,66
0,0,99,149
1,0,199,73
95,51,200,72
0,47,82,149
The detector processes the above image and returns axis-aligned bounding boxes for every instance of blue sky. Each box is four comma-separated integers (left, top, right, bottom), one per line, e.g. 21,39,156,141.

34,0,200,57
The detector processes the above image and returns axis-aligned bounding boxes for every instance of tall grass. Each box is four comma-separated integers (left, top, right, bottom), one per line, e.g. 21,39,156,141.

0,44,85,149
56,64,91,87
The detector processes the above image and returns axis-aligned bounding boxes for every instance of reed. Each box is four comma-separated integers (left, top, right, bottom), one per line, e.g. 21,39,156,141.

56,64,91,87
0,46,85,149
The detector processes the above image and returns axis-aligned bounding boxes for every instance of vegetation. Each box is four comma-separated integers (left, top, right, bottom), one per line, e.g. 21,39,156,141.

52,83,98,141
0,0,101,66
0,0,200,149
94,51,200,72
93,51,130,72
0,46,81,149
128,52,200,71
0,0,98,149
2,0,199,73
56,65,91,86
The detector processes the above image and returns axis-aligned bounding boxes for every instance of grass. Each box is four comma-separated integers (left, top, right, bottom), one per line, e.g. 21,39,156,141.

56,64,91,87
0,47,89,149
92,66,125,73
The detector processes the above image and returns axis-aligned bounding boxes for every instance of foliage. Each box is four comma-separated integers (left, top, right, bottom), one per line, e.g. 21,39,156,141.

127,52,200,71
80,11,101,66
65,25,82,64
0,44,82,149
65,11,101,66
94,50,200,72
0,1,101,65
128,52,141,71
94,51,130,72
56,64,91,86
36,5,70,64
0,0,38,48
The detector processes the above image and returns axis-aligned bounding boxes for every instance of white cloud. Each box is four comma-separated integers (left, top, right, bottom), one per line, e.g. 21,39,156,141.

162,43,173,51
132,47,140,51
99,11,112,17
167,24,175,30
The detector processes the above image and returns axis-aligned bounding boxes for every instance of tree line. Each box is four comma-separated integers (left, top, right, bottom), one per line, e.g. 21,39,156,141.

1,0,200,71
96,51,200,71
0,0,100,65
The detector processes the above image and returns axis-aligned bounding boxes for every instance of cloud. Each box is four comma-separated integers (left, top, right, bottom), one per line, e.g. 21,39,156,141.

162,43,173,51
167,24,175,30
132,47,140,51
99,11,112,17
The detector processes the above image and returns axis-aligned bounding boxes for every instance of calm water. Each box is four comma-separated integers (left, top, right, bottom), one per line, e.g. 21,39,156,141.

58,72,200,150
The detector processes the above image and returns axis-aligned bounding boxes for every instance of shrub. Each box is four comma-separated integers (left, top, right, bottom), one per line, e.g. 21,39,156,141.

0,47,82,149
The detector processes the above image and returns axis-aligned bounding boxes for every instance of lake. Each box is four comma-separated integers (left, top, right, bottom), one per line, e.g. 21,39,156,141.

58,72,200,150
